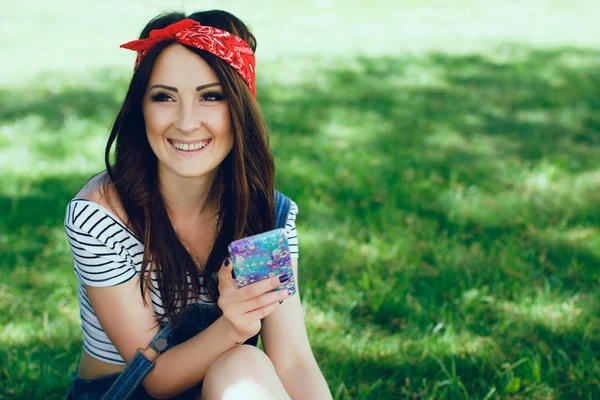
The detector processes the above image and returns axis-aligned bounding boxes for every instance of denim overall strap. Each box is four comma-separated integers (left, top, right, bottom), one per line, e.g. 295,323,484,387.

274,190,291,230
101,323,172,400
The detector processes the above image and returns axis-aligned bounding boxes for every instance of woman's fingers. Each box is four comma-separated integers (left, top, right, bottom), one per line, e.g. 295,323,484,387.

217,258,237,290
237,274,288,300
217,258,292,339
240,298,284,323
220,291,286,335
241,288,291,313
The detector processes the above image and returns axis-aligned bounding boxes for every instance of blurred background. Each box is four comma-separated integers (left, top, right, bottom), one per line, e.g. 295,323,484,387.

1,1,599,399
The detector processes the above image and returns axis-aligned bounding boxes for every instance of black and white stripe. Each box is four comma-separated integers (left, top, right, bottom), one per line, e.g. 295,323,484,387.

285,200,299,258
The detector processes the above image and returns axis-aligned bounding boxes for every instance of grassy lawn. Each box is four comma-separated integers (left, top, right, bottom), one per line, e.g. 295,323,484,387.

1,1,599,399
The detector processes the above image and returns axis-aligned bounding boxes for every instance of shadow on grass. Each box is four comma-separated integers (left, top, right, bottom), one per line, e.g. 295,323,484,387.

1,45,599,399
0,174,91,273
266,47,600,223
0,336,81,399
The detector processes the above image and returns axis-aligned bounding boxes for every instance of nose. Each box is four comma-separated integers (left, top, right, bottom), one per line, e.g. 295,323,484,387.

175,102,202,133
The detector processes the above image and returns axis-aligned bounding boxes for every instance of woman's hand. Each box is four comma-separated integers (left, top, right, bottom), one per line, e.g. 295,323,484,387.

217,258,291,343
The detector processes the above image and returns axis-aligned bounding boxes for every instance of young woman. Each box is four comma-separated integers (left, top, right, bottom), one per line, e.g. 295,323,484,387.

64,10,332,400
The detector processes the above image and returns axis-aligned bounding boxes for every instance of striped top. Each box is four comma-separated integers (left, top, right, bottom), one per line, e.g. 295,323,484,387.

64,198,299,365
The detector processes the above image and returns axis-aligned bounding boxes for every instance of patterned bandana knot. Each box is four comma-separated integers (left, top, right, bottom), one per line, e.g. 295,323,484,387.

120,18,256,98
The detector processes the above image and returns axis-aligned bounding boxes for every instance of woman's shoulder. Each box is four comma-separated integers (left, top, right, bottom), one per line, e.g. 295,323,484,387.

69,170,130,226
64,172,143,288
65,171,143,249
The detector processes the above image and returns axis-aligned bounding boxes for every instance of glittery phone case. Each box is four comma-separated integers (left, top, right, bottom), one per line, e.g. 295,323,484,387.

228,228,296,295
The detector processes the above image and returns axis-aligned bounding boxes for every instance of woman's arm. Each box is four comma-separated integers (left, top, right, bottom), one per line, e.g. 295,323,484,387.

86,279,231,399
87,264,290,399
261,258,333,400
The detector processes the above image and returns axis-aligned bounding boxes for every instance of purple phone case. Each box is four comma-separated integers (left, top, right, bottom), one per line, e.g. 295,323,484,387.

228,228,296,295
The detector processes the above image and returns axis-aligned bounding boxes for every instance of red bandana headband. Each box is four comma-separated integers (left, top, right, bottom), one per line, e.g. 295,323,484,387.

120,18,256,98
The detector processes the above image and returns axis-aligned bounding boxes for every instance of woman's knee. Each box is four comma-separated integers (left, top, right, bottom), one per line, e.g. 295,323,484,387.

206,345,276,378
202,345,285,399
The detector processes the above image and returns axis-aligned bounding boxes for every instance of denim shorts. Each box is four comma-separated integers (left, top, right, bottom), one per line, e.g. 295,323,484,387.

66,372,153,400
66,303,259,399
66,372,203,399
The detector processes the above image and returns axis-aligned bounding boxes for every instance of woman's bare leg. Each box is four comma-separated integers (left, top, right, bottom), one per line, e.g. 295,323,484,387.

200,345,291,400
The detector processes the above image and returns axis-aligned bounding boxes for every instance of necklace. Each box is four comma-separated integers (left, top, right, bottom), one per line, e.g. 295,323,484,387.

172,176,222,270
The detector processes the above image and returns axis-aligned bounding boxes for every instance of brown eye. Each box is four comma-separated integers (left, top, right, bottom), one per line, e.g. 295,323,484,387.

150,93,175,102
201,91,225,102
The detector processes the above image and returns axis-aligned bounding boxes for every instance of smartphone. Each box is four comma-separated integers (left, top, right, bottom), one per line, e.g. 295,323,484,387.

228,228,296,296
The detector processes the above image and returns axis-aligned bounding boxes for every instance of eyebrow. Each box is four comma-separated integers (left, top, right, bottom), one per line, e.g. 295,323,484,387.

197,82,221,91
148,82,221,92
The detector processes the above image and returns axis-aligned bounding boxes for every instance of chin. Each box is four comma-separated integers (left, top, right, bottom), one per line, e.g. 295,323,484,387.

173,169,213,179
170,163,219,179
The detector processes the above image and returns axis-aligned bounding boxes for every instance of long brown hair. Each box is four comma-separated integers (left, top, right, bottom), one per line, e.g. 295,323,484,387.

103,10,275,325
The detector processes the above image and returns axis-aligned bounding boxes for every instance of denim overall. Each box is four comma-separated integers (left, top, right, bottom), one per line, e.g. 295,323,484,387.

66,191,292,399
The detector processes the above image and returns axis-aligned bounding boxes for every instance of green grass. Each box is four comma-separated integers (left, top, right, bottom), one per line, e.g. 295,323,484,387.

1,1,600,399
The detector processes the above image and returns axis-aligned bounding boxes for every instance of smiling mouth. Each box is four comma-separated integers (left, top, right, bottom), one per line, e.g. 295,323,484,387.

168,139,212,152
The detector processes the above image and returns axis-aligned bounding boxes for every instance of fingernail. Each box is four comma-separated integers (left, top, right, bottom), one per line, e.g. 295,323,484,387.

286,289,293,297
279,300,284,304
279,274,290,283
225,258,231,267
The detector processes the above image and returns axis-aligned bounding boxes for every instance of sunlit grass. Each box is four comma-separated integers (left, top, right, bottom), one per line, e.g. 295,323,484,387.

500,295,585,333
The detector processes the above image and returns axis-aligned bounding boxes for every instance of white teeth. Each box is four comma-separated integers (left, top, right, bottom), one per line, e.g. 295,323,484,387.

172,140,209,151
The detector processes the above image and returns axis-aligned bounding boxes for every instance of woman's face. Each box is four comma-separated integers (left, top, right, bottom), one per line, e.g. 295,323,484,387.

142,43,233,180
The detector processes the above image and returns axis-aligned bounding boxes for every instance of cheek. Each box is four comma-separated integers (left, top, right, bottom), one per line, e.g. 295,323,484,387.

144,106,171,138
216,108,233,141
